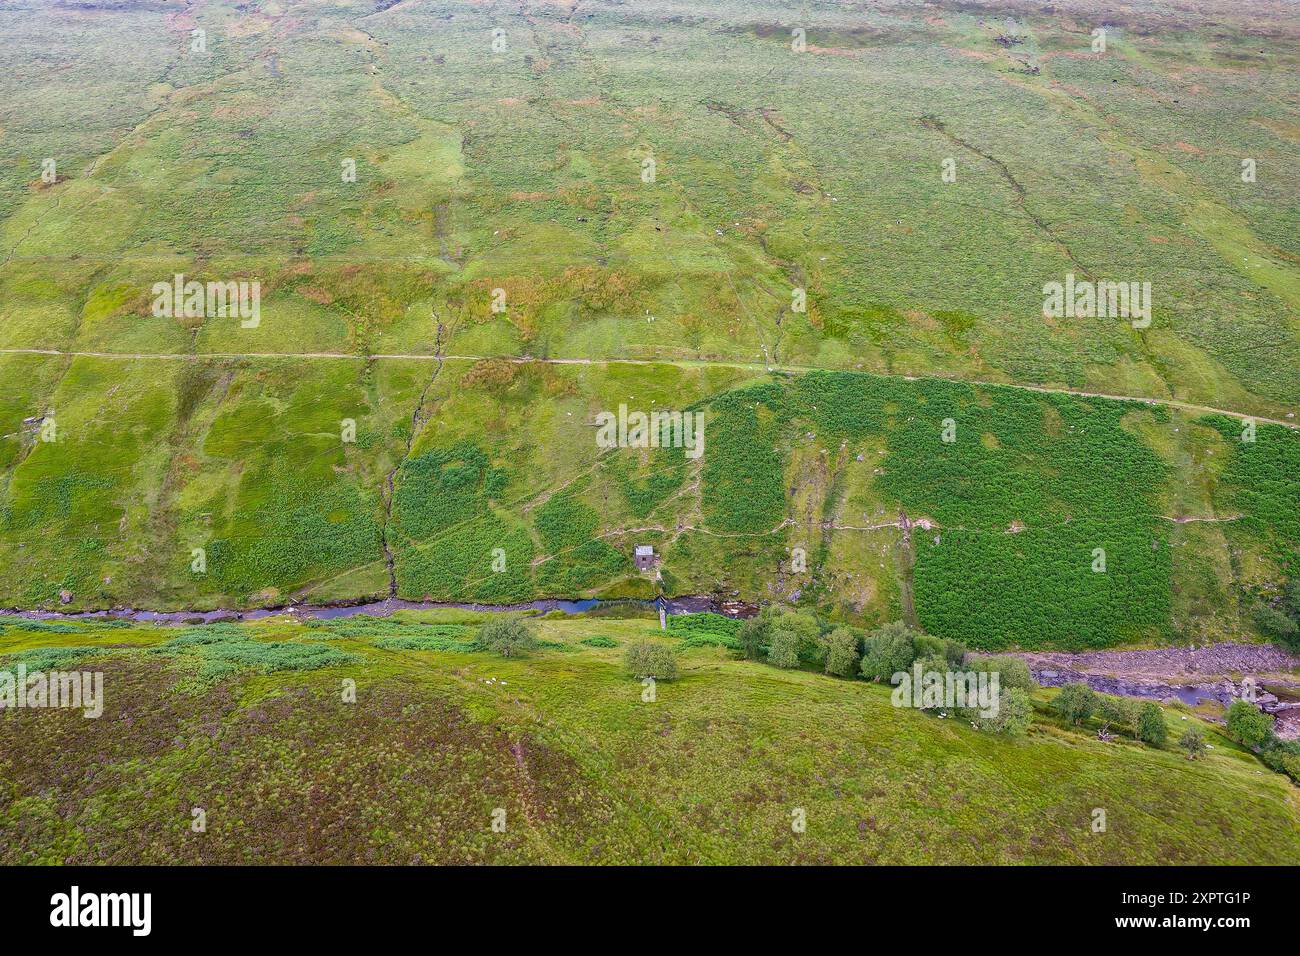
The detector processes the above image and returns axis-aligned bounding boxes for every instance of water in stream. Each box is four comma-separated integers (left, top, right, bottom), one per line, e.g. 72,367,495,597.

1,594,746,626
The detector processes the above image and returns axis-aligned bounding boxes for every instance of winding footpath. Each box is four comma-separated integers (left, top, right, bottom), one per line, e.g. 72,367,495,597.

1,347,1296,430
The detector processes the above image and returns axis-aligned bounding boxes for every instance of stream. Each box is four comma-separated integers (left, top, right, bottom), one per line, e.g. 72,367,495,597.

0,593,754,625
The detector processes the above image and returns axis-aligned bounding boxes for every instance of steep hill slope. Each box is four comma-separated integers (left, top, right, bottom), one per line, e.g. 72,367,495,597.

0,0,1296,650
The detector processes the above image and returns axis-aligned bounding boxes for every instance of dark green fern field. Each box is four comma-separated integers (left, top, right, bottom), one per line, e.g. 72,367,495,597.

0,0,1296,652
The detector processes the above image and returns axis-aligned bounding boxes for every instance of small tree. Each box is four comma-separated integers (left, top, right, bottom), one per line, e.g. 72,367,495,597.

911,653,949,710
1253,602,1300,652
824,627,861,678
476,617,537,657
1052,683,1097,725
968,655,1034,692
623,640,678,680
1096,694,1138,738
943,638,968,668
767,628,802,669
1225,700,1274,750
860,621,919,682
737,616,769,660
969,687,1032,736
1262,738,1300,782
1179,726,1207,760
1136,702,1167,747
766,608,822,664
913,633,945,661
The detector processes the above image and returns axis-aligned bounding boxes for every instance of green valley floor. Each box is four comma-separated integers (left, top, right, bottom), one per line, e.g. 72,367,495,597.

2,611,1297,865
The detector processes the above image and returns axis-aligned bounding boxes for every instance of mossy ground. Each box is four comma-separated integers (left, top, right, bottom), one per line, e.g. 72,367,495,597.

2,612,1297,864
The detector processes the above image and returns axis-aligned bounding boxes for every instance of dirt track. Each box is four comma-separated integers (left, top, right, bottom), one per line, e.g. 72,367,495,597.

1,347,1296,429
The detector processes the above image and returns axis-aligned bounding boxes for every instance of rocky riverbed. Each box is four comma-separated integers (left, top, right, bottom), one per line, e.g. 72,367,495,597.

1010,643,1300,739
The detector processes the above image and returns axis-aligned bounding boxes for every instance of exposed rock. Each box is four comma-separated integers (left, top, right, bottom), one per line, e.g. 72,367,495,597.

1274,710,1300,741
1013,642,1300,681
1027,667,1225,704
1006,642,1300,722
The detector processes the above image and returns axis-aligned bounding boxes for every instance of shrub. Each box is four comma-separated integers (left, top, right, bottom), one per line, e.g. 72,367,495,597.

766,608,822,664
860,621,920,682
580,635,617,648
677,632,743,650
623,640,678,680
943,639,968,667
375,635,477,652
1225,700,1274,750
913,634,945,661
824,627,861,677
475,617,537,657
1136,702,1167,748
154,635,356,677
970,687,1032,736
1179,726,1206,759
1053,683,1097,725
1261,738,1300,782
666,613,742,642
737,616,769,660
968,655,1034,692
1096,694,1138,736
767,629,802,669
309,619,470,641
4,646,105,671
1285,576,1300,618
1253,602,1300,652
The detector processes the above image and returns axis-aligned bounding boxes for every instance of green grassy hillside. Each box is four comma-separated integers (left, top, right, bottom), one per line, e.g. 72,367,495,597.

2,612,1297,864
0,0,1297,653
2,353,1296,650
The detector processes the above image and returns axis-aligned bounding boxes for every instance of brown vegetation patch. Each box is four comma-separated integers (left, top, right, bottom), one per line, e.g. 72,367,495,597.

298,286,335,305
461,357,521,392
0,658,608,864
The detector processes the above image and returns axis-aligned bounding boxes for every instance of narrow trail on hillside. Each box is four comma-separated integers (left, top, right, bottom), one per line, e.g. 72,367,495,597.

2,347,1294,429
895,510,920,629
377,317,447,598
